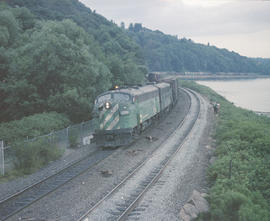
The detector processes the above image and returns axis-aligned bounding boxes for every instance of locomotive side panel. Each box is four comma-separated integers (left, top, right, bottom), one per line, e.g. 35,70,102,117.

162,78,178,104
154,83,173,112
135,87,160,126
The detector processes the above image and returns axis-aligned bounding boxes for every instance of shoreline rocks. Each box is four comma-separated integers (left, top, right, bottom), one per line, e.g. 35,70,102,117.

179,190,209,221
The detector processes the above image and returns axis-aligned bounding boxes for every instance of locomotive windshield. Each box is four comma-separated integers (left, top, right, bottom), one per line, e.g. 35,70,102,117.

97,94,111,103
96,92,130,104
113,93,130,102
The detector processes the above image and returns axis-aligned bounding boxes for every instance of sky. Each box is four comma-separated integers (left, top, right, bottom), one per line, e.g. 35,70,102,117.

79,0,270,58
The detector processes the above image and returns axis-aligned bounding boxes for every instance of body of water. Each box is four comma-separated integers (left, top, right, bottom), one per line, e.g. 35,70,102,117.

196,78,270,112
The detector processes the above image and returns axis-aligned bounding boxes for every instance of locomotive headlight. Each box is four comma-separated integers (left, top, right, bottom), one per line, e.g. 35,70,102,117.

105,102,111,109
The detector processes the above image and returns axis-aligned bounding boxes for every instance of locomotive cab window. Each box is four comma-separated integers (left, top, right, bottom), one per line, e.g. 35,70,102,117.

96,94,111,104
113,93,130,102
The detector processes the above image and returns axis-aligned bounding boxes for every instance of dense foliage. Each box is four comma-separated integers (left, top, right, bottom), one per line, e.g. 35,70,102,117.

180,81,270,221
0,1,147,123
13,139,63,175
1,0,269,126
0,112,70,144
128,24,270,75
7,0,147,86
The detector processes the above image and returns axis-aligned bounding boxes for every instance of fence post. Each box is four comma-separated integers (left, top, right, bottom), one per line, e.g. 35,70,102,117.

67,126,69,137
81,122,84,144
1,141,4,176
50,131,54,144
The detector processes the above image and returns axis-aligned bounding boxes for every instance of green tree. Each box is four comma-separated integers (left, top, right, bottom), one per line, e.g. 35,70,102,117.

2,18,112,122
0,9,19,46
13,7,35,30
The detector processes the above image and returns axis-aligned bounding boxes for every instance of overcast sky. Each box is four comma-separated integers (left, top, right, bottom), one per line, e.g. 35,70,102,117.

79,0,270,58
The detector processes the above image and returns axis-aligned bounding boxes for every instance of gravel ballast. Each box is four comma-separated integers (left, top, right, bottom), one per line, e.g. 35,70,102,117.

4,88,215,221
126,91,214,221
0,144,99,201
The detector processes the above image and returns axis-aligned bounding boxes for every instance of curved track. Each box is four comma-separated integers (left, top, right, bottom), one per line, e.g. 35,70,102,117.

0,149,115,221
1,87,193,221
77,88,200,221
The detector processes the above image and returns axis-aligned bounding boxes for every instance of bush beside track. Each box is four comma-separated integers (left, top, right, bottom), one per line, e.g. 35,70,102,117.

0,112,70,180
13,139,63,175
179,80,270,221
0,112,70,144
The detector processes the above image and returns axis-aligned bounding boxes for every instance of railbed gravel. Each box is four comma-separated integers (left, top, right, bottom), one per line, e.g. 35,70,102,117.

126,91,214,221
0,140,98,201
84,88,200,221
5,88,208,221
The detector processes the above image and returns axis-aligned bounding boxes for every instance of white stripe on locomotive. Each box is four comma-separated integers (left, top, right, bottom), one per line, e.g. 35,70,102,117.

103,104,119,126
106,115,120,130
99,108,107,119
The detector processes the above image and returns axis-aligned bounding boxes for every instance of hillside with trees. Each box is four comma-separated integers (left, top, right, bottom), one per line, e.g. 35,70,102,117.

0,0,147,124
127,24,270,75
1,0,269,131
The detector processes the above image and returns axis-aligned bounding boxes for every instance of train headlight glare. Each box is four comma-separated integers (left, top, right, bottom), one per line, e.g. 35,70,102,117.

105,102,111,109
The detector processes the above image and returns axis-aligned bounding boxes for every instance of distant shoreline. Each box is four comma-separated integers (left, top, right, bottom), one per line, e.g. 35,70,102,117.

255,112,270,118
177,74,270,80
193,77,270,115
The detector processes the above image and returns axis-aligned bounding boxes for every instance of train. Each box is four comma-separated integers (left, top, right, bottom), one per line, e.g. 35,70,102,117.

91,72,179,147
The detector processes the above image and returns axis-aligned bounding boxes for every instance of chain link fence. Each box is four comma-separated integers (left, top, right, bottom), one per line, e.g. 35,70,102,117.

0,120,95,176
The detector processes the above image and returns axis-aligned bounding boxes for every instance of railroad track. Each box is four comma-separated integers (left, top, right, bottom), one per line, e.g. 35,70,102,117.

0,88,192,221
78,88,200,221
0,148,115,221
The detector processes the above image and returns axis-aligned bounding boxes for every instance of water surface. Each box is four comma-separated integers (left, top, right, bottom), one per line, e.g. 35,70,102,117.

196,78,270,112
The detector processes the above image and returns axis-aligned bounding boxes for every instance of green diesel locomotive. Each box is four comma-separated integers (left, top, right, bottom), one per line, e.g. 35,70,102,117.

91,79,178,147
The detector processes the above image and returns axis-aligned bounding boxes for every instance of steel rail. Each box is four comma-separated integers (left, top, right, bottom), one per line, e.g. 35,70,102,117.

0,88,189,221
0,148,115,221
77,88,197,221
117,88,201,220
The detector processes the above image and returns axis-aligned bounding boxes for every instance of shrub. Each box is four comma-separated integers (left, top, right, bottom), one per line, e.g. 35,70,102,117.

68,129,80,149
0,112,71,144
180,80,270,221
13,138,63,174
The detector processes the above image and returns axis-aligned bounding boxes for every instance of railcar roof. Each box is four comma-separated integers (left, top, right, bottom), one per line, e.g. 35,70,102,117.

97,82,171,98
119,85,158,96
149,72,167,75
154,82,170,89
